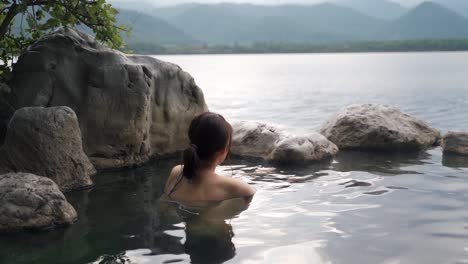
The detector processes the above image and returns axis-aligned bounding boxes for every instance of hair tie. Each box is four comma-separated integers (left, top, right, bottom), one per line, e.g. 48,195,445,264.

190,144,198,152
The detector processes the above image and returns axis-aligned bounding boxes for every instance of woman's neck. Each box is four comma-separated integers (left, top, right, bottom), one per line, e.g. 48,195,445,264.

193,164,218,182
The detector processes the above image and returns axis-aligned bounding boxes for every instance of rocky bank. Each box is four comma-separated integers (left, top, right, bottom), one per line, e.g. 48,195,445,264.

0,106,95,192
9,28,207,170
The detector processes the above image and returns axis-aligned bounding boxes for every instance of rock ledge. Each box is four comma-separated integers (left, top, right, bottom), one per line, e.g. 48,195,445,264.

10,28,208,169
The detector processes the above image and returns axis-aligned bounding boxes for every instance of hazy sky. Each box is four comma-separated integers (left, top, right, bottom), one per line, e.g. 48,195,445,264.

124,0,425,7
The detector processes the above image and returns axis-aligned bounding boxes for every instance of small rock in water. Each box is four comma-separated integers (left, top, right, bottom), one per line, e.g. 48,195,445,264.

0,173,77,233
231,121,338,163
442,131,468,155
320,104,441,151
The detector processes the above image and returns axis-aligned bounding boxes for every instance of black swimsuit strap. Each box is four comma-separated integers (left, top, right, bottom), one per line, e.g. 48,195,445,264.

167,171,184,198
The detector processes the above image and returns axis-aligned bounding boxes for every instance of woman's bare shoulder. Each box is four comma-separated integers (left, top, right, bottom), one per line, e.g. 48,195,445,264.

218,175,256,198
164,165,183,193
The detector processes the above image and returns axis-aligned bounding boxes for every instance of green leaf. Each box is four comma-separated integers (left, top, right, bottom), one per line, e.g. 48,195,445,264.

0,0,131,90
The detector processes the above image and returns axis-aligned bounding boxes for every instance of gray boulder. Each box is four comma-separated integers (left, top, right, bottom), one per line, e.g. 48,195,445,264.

320,104,441,151
10,28,207,169
0,173,77,233
231,121,338,162
0,96,14,146
0,106,95,191
442,131,468,155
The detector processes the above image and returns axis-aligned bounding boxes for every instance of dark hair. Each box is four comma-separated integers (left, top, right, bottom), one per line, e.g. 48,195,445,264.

182,112,232,180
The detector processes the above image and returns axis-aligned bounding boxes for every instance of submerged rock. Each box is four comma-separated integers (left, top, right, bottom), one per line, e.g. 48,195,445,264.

231,121,338,163
0,106,95,191
0,173,77,233
320,104,441,151
442,131,468,155
10,28,207,169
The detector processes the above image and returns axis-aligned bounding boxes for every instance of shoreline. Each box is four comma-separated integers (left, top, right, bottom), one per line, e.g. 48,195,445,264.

147,49,468,56
129,39,468,56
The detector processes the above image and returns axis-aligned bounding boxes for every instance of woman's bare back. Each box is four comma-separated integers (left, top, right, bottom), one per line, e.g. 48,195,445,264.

164,165,255,205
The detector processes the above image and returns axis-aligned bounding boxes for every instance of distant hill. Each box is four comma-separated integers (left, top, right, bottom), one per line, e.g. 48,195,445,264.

109,0,155,12
154,3,384,44
431,0,468,18
10,0,468,54
116,9,198,45
384,2,468,39
149,3,202,20
334,0,407,20
108,0,468,20
149,2,468,45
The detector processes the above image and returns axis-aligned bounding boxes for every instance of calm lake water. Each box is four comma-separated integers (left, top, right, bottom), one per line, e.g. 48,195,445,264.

1,52,468,264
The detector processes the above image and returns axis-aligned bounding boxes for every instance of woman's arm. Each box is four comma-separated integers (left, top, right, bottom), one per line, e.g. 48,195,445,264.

164,165,183,194
221,177,256,199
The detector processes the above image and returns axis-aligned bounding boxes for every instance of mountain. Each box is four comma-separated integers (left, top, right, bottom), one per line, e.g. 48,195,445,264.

334,0,407,20
431,0,468,18
149,3,201,20
384,2,468,39
11,1,468,48
154,3,384,44
110,0,468,20
108,0,155,12
116,9,198,45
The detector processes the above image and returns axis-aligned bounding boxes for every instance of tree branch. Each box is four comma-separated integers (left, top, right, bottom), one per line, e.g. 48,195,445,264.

24,0,54,6
0,1,54,40
0,3,18,40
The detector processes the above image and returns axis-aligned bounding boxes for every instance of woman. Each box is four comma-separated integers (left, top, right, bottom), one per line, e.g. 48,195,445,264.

163,112,256,206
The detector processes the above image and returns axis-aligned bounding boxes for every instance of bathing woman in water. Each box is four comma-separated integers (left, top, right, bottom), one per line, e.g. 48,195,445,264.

164,112,256,205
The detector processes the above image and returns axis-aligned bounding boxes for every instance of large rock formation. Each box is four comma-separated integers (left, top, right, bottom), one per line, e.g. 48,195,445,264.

0,173,77,233
10,28,207,169
0,96,14,146
442,131,468,155
231,121,338,163
320,104,441,151
0,106,95,191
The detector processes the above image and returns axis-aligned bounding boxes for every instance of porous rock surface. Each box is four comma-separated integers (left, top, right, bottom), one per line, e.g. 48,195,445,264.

442,131,468,155
0,173,77,233
231,121,338,162
10,28,207,169
320,104,441,151
0,106,95,191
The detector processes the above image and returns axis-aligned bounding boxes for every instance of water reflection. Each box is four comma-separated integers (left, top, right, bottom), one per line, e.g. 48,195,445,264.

442,153,468,168
332,150,431,175
145,174,251,263
185,217,235,263
148,196,253,264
